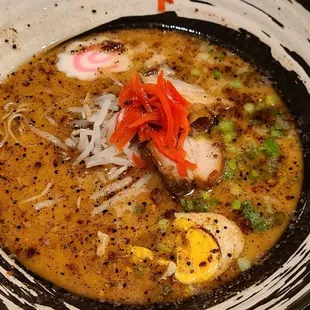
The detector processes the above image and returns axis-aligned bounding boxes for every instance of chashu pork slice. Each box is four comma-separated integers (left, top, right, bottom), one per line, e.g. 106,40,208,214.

142,73,233,116
149,136,224,195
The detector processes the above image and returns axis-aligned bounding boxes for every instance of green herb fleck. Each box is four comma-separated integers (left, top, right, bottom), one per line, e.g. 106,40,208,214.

218,119,234,133
249,169,259,179
227,159,236,170
232,200,241,210
181,199,194,212
191,68,201,77
156,243,173,254
269,122,287,138
246,149,256,160
234,201,285,232
202,191,211,200
181,194,216,213
260,139,280,158
230,79,243,89
157,219,170,233
265,94,280,107
213,69,222,79
243,103,255,114
224,159,237,179
255,100,265,111
216,52,225,60
242,201,272,232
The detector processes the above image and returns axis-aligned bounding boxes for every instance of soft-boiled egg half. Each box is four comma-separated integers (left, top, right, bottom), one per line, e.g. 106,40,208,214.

129,212,244,285
173,212,245,284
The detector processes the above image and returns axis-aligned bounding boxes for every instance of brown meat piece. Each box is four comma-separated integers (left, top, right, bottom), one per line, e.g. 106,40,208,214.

149,136,224,195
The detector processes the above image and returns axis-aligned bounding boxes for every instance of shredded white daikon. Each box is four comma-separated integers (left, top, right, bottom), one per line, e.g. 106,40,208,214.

96,172,107,184
34,199,56,210
106,166,127,181
85,156,132,168
161,261,177,280
65,137,78,148
45,116,58,127
68,107,85,114
97,231,110,257
91,176,133,200
91,173,153,215
29,125,68,151
20,181,53,204
68,94,137,169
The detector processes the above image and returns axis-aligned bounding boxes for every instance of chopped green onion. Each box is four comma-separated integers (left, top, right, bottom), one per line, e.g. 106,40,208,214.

235,201,285,232
230,79,243,89
260,139,280,158
224,168,234,179
270,122,288,138
243,103,255,114
195,198,211,212
223,132,235,143
156,243,173,253
226,144,239,153
265,94,280,107
270,126,283,138
230,184,241,195
247,149,256,160
191,68,201,77
208,198,217,208
242,201,272,232
249,169,259,179
216,52,225,60
218,120,234,133
237,257,251,271
181,199,194,212
255,101,265,111
213,70,222,79
181,194,216,213
227,159,236,171
232,200,241,210
157,219,170,233
224,160,236,180
202,191,211,200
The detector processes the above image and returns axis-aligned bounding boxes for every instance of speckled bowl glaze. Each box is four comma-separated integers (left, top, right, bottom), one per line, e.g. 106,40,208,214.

0,1,310,309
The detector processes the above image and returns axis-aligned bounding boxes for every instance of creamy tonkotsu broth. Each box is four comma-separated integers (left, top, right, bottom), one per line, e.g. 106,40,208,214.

0,29,303,305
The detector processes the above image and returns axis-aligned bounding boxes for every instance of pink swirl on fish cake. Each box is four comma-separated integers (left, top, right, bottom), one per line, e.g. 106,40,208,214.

73,50,117,72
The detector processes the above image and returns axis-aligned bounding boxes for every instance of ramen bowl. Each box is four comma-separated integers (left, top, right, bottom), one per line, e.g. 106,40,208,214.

0,1,309,309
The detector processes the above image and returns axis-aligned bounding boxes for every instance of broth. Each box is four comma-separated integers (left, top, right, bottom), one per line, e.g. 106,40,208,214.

0,29,303,305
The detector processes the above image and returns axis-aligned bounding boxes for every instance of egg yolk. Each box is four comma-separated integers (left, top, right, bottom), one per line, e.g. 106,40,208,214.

174,220,221,284
130,246,154,263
